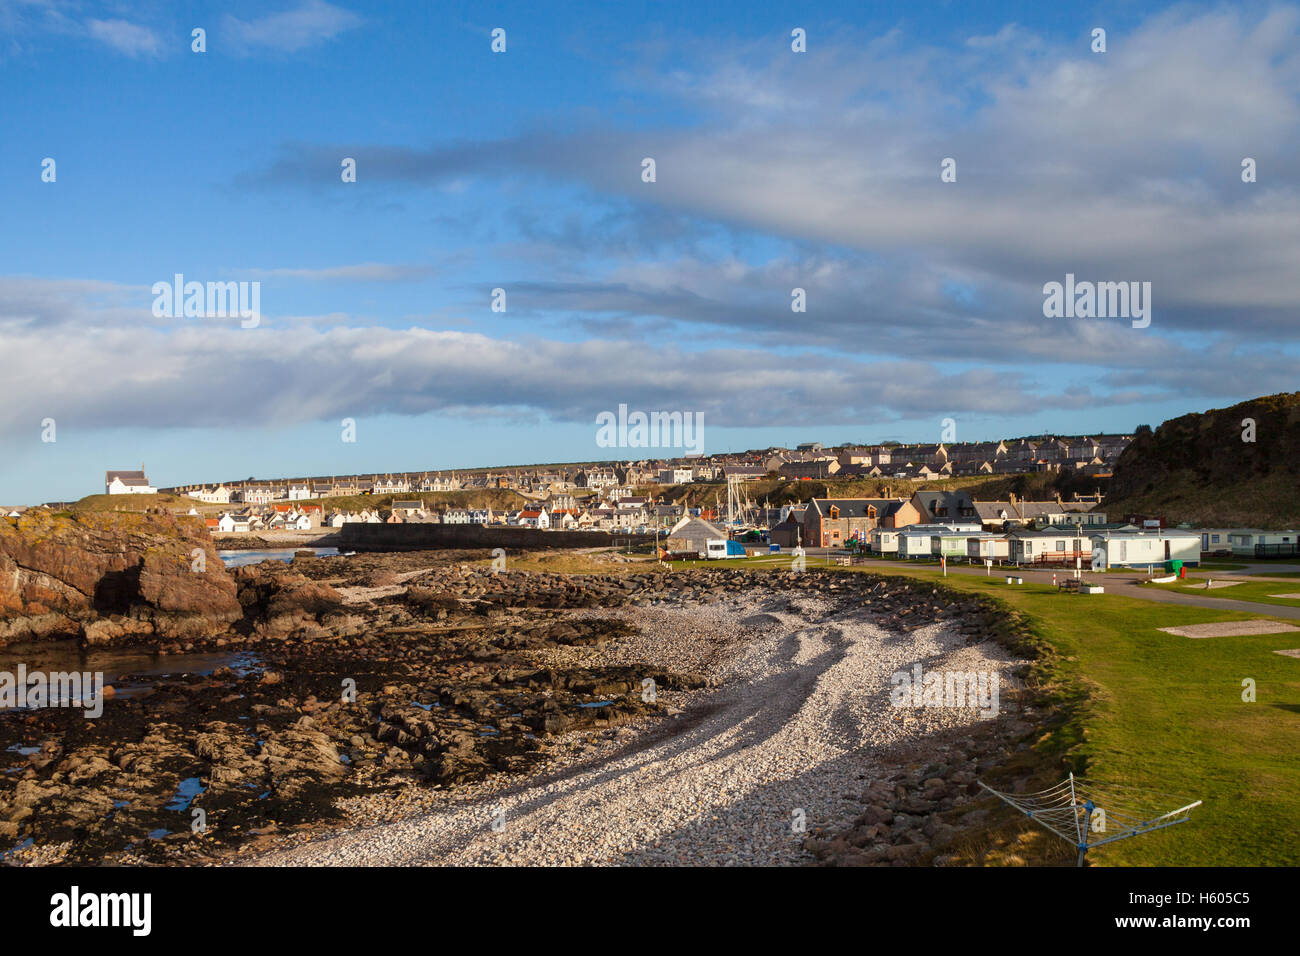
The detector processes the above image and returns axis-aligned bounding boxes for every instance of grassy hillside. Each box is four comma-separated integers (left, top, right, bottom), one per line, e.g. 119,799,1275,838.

69,492,207,512
1106,392,1300,527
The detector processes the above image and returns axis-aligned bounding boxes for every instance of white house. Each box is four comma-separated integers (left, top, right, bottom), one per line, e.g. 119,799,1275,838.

418,472,461,493
217,513,252,534
105,469,156,495
372,475,411,495
288,483,314,501
193,484,231,504
518,508,551,529
240,485,277,505
656,467,694,484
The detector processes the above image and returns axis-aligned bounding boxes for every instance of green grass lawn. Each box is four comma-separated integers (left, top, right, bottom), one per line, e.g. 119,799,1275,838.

678,557,1300,865
1144,578,1300,608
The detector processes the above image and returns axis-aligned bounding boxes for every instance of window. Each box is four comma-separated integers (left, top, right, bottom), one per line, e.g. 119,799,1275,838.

1212,534,1220,543
829,506,839,519
1056,540,1066,551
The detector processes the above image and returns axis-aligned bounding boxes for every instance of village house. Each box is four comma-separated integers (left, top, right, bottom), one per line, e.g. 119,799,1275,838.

516,508,550,529
372,475,411,495
656,466,695,484
778,457,841,480
550,510,578,529
973,495,1104,531
418,472,461,493
575,467,620,490
547,492,579,511
722,464,768,481
946,441,1008,465
105,468,156,495
239,485,277,505
769,505,808,549
803,498,921,548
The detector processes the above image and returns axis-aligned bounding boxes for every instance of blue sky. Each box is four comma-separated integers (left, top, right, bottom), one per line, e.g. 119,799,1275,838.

1,0,1297,503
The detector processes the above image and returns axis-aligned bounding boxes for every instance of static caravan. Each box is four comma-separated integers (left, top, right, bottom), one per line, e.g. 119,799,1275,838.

1089,530,1201,569
1196,528,1236,555
898,523,980,558
898,528,937,558
932,530,978,558
1226,530,1300,558
966,534,1011,561
1008,527,1091,565
870,527,900,554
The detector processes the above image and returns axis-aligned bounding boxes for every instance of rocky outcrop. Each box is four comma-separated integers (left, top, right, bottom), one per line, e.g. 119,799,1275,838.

234,564,345,639
0,508,240,644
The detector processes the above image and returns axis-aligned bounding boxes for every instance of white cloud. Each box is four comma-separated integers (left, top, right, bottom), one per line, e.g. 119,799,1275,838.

253,7,1300,338
85,17,161,57
223,0,362,54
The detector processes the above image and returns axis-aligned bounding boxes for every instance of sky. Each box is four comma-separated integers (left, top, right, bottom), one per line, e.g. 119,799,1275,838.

0,0,1297,504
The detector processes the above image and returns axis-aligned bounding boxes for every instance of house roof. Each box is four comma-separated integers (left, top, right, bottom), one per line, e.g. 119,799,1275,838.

808,498,902,519
667,515,725,539
106,470,150,485
912,490,975,515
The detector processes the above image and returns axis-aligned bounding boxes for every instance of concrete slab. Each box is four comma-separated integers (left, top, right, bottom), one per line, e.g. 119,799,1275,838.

1159,621,1300,639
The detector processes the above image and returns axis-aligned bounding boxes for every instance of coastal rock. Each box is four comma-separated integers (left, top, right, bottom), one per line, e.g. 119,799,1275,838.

0,509,240,645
